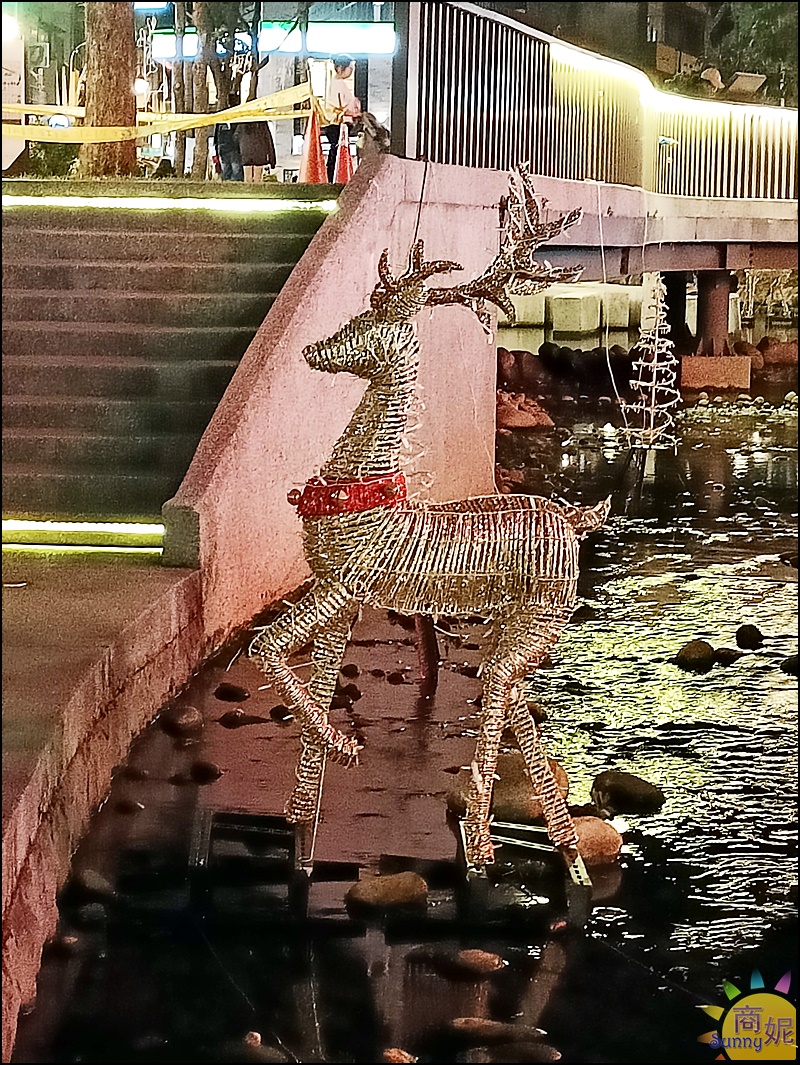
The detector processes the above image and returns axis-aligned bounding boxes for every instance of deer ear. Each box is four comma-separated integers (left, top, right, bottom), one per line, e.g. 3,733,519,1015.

377,249,394,288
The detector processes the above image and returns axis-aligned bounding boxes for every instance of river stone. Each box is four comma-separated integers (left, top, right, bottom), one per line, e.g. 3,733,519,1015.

484,1045,562,1063
189,760,224,784
573,816,623,867
383,1050,417,1063
714,647,744,666
673,639,715,672
736,624,764,649
446,750,569,823
214,681,250,702
590,769,665,814
449,1018,547,1044
159,704,204,736
780,655,798,676
345,871,428,913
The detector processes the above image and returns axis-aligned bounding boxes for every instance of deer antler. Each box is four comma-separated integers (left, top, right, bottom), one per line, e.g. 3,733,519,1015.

371,239,462,322
426,164,584,332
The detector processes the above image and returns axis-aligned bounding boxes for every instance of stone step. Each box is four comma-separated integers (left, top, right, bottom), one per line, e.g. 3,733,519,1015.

2,322,258,359
2,356,238,398
2,259,296,293
2,464,184,521
1,204,330,235
3,396,218,433
2,291,275,327
1,227,316,264
2,428,202,472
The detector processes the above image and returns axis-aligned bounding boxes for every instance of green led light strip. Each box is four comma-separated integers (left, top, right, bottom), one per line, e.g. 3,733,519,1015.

2,543,163,555
2,195,338,213
2,519,165,548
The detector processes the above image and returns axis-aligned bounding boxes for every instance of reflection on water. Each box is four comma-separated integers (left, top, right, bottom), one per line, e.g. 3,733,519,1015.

11,407,798,1065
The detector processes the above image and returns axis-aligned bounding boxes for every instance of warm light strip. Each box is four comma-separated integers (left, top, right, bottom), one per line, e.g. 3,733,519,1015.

1,196,338,213
3,520,164,534
2,544,164,555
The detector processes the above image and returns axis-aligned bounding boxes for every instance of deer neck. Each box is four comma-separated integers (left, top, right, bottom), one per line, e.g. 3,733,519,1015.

322,325,419,481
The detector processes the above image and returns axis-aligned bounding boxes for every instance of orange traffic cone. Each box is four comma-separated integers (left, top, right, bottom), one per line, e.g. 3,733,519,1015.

298,110,327,184
333,122,354,184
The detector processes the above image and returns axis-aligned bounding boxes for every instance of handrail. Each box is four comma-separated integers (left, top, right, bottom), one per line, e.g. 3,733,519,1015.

392,1,798,200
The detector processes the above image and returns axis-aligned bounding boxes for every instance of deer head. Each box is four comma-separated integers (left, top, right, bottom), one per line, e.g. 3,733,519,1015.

426,164,584,332
303,241,462,381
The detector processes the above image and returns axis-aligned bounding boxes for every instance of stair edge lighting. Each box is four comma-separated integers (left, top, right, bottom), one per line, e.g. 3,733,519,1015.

2,195,339,213
2,519,165,549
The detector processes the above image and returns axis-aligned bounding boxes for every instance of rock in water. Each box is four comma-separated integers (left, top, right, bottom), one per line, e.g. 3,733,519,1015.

456,949,506,975
591,770,665,814
214,681,250,702
449,1018,547,1044
159,705,204,736
189,760,224,784
383,1050,418,1063
714,647,744,666
486,1045,562,1063
573,816,623,867
446,750,569,823
673,640,715,673
345,871,428,913
736,624,764,649
780,655,798,676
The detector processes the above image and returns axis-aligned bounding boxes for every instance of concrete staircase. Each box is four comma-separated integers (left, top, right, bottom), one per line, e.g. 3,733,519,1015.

2,184,334,521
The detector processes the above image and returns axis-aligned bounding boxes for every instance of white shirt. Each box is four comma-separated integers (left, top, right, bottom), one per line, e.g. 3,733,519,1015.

325,76,361,122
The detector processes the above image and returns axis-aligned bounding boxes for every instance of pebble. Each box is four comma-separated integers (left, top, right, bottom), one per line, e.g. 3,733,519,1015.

386,671,410,685
345,871,428,913
446,751,569,823
673,639,716,673
573,816,623,866
714,647,744,666
268,705,294,724
189,760,224,784
158,705,204,737
591,770,665,814
736,624,765,649
448,1017,547,1044
219,709,269,728
340,663,360,678
214,681,250,702
780,655,798,676
383,1050,417,1063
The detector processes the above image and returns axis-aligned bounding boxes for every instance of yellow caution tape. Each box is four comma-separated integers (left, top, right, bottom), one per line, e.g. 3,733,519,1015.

2,83,314,143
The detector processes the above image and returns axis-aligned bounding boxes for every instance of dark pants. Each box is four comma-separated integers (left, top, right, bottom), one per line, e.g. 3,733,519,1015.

323,124,340,182
220,148,243,181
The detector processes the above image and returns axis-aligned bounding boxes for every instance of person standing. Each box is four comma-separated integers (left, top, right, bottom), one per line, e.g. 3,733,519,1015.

323,54,361,182
213,93,243,181
236,119,276,183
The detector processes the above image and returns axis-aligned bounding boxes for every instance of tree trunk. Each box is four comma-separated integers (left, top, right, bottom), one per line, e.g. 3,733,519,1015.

78,2,138,178
190,1,214,180
173,1,187,177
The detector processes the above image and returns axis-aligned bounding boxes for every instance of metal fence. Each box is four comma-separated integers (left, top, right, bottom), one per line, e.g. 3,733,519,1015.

391,1,798,200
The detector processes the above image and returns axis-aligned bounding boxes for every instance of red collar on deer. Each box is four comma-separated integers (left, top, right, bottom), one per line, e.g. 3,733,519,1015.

287,472,406,518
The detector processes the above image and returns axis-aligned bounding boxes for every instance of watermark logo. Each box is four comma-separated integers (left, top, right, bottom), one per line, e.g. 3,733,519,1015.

698,970,796,1060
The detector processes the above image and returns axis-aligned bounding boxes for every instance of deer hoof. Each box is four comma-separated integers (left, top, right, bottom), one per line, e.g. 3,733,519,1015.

463,820,495,866
327,734,363,766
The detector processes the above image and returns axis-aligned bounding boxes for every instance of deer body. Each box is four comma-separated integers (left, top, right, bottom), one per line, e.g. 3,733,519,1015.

249,173,608,869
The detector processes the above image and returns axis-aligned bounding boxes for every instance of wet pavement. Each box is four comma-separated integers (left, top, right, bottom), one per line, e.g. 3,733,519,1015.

11,390,798,1064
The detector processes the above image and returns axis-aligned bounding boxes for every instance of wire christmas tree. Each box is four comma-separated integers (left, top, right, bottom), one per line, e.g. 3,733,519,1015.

621,277,680,448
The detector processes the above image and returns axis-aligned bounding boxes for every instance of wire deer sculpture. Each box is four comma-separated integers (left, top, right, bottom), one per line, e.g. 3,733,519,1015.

250,166,610,871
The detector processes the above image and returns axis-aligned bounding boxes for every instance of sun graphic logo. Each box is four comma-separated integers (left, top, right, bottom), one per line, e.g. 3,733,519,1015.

698,971,796,1060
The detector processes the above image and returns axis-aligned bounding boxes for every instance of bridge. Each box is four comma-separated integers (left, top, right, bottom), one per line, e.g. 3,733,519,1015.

1,5,797,1059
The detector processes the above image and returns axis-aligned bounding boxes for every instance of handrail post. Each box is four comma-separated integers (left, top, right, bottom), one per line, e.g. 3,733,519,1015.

391,1,421,159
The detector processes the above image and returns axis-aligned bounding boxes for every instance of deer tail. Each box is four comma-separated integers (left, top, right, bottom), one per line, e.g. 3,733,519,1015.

563,496,611,537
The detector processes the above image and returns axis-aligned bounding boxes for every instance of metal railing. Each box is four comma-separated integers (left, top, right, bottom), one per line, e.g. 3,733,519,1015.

391,1,798,200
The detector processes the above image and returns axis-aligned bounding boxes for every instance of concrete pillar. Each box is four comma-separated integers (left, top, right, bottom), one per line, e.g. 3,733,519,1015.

696,270,733,356
662,271,692,352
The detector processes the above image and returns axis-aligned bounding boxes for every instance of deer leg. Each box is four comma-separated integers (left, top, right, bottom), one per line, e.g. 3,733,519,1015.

249,582,361,765
508,685,578,851
288,602,358,847
463,605,576,867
